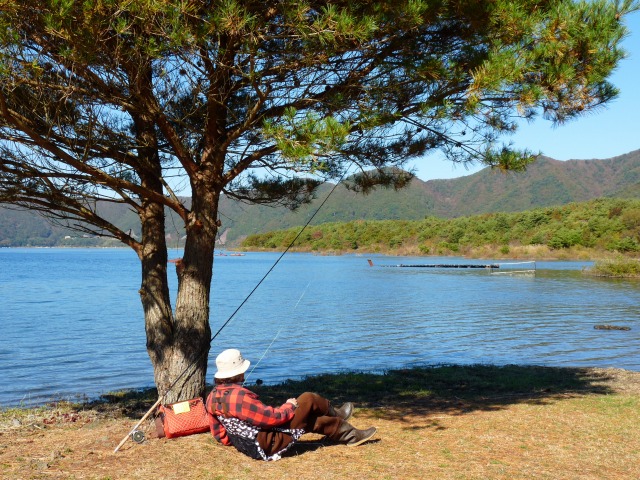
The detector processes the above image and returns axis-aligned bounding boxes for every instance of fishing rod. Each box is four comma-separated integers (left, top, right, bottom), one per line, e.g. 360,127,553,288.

114,168,350,453
243,280,312,385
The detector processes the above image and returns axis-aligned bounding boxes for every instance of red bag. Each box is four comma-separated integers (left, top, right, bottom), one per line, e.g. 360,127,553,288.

157,397,211,439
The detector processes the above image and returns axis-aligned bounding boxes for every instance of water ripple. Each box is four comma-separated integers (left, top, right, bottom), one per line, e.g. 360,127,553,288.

1,250,639,406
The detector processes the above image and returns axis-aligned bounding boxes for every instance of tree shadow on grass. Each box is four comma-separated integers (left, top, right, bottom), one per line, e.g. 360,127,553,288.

254,364,623,421
93,364,628,422
72,364,633,459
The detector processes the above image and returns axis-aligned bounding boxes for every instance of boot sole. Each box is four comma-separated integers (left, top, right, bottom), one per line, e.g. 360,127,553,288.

347,428,377,447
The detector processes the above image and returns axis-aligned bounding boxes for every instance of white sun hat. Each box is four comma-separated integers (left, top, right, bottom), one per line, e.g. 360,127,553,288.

214,348,251,379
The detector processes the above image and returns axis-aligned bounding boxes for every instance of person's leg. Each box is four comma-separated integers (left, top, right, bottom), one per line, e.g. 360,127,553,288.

290,392,339,432
293,392,377,446
258,392,376,455
257,430,293,456
257,392,336,455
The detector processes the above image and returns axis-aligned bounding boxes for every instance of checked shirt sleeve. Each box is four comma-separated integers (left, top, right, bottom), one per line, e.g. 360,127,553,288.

231,387,296,429
206,390,231,445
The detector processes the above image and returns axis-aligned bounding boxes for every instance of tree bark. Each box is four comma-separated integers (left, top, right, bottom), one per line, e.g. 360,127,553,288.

166,180,218,403
139,186,215,403
139,186,216,403
127,57,216,403
144,169,219,404
139,197,176,399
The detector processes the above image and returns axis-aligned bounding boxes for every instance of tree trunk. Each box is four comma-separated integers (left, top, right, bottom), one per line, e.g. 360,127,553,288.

130,58,216,403
139,190,215,403
142,179,218,404
138,197,177,400
165,184,218,403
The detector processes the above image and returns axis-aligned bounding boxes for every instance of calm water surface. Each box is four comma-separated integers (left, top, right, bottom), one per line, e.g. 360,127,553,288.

0,248,638,407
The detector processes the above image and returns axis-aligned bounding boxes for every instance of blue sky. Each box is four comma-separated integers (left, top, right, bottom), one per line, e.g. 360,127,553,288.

411,11,640,181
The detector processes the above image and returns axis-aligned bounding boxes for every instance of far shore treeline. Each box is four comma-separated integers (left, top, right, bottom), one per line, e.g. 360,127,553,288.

242,198,640,260
2,151,640,249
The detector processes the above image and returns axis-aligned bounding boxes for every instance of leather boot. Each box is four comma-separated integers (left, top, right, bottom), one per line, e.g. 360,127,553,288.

331,421,377,447
327,402,354,421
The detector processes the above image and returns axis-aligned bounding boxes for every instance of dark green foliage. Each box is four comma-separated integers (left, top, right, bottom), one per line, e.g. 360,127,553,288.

3,151,640,247
608,237,640,253
243,198,640,254
1,0,637,244
548,228,583,249
219,151,640,244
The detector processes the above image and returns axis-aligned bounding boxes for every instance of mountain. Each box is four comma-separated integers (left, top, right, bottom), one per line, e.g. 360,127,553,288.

1,150,639,247
421,150,640,217
217,150,640,243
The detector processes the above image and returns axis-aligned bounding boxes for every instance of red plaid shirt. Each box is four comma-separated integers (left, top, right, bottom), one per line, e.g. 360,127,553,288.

206,383,296,445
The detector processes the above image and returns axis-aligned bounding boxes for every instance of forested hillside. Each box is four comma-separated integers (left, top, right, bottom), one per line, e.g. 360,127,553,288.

1,150,639,247
422,151,640,217
244,198,640,258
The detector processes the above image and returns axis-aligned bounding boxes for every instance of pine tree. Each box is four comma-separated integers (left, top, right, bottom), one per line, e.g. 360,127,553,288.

0,0,636,401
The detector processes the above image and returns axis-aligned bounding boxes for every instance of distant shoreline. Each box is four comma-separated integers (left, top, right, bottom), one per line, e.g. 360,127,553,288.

235,245,605,262
0,243,613,261
0,244,597,261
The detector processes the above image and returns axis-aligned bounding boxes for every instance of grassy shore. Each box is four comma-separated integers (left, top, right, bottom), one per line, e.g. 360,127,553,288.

583,256,640,278
2,365,639,480
242,242,634,263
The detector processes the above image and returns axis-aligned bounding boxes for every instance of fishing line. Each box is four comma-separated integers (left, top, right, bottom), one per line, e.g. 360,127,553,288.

115,166,351,452
243,280,312,384
168,209,183,256
207,167,351,345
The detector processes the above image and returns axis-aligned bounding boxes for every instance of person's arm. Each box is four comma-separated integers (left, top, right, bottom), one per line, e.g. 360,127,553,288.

235,390,296,428
206,390,231,445
209,415,231,445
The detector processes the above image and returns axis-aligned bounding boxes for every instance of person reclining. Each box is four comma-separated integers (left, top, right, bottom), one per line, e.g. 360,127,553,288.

206,348,377,461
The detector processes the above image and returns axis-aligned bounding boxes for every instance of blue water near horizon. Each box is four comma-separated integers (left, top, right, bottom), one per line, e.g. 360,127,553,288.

1,248,639,407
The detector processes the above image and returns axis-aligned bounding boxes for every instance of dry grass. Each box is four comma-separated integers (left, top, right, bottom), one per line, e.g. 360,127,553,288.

1,365,639,480
272,243,623,263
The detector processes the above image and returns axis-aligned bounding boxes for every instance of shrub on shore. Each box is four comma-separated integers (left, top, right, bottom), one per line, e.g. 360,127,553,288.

583,256,640,278
242,198,640,259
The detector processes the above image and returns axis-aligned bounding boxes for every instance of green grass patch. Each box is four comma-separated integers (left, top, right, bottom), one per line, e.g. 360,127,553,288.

253,364,618,414
1,364,626,421
584,256,640,278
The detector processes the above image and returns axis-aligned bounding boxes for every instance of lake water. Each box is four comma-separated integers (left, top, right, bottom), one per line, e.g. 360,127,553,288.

1,248,639,407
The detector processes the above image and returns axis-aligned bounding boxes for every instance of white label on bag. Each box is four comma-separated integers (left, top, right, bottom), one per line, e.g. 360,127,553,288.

173,401,191,414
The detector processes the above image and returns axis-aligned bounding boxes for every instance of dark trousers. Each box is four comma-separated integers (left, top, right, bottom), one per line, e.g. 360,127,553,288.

257,392,342,456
